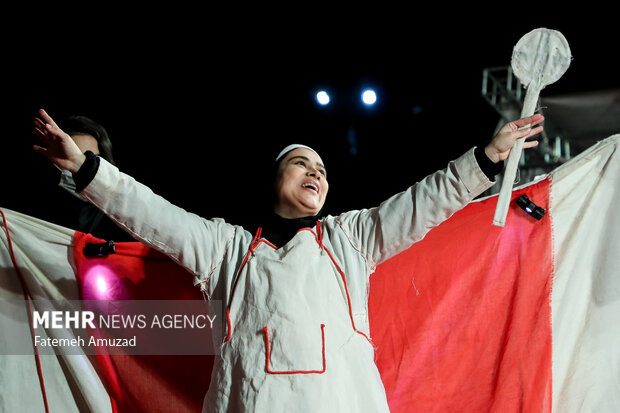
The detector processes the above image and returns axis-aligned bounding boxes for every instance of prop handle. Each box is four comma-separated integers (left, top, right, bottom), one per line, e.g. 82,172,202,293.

492,85,541,227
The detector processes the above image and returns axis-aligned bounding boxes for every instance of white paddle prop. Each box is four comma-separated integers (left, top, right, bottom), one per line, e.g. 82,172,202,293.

493,28,571,227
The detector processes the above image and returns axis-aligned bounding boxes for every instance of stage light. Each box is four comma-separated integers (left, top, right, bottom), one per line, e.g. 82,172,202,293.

316,90,330,105
96,276,108,294
84,264,118,299
361,89,377,105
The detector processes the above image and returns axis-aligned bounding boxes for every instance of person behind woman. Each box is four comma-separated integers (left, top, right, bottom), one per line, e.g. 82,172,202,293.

32,108,543,413
34,114,135,241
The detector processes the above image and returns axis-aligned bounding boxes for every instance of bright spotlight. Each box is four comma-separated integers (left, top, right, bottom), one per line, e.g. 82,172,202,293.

361,89,377,105
316,90,330,105
84,264,118,299
96,276,108,294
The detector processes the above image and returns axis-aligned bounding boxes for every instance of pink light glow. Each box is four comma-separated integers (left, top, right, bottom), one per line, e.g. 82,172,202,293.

96,276,108,294
83,264,119,300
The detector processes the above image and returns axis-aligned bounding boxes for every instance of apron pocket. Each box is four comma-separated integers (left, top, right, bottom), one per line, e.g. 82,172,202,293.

262,323,326,374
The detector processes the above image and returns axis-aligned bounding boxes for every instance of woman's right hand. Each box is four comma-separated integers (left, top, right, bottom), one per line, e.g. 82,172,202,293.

33,109,86,174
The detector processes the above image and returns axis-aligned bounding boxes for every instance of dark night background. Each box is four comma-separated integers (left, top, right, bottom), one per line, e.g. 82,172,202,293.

2,9,618,230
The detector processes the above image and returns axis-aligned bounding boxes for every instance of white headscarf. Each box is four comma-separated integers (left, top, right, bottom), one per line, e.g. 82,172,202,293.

275,144,318,162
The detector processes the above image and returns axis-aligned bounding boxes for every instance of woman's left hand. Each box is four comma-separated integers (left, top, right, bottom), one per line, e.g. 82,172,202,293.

485,114,544,163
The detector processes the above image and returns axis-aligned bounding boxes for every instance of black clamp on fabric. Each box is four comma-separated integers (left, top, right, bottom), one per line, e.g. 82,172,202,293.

516,195,545,220
83,240,116,257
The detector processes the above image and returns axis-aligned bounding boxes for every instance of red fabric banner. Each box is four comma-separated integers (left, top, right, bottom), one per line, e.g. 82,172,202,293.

72,234,214,413
369,179,553,413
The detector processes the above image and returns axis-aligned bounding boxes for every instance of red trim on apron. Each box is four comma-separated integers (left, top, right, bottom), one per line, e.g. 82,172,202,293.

263,324,327,375
223,222,372,374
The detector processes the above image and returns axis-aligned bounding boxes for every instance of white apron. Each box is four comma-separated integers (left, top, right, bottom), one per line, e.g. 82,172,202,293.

204,223,391,412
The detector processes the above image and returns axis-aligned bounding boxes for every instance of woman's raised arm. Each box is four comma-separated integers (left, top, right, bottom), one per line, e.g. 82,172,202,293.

31,108,238,285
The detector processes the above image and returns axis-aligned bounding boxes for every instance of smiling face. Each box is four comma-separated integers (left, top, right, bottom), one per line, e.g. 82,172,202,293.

273,148,329,218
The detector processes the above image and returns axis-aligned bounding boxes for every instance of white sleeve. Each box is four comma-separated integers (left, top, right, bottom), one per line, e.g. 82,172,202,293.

335,147,495,268
79,158,236,279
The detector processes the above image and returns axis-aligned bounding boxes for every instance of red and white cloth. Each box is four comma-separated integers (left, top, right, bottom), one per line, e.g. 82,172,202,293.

1,135,618,412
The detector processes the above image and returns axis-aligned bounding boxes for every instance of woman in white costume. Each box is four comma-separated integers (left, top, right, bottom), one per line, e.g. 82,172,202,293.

33,109,543,412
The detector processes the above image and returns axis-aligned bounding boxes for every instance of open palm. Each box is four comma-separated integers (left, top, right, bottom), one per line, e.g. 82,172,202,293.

485,114,544,163
33,109,86,174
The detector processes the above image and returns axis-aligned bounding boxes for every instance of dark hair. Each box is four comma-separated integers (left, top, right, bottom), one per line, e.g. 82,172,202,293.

61,115,116,165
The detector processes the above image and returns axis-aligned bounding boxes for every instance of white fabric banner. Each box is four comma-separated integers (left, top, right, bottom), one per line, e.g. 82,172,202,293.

0,209,112,413
549,134,620,412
